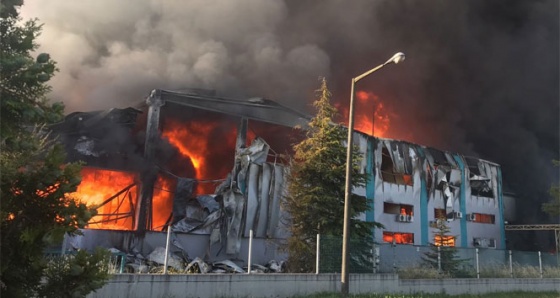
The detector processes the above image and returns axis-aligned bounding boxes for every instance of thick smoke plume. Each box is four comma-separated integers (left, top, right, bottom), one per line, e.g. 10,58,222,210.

21,1,559,227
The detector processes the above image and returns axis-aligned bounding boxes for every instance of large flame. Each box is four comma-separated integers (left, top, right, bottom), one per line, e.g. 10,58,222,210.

71,115,239,231
71,168,138,230
353,90,391,137
162,118,236,194
71,167,174,231
163,122,207,179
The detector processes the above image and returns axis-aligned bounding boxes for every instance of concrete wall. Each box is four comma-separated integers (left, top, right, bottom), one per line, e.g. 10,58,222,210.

88,274,560,298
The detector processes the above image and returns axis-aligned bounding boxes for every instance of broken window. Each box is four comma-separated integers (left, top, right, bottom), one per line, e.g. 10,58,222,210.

470,178,494,198
383,232,414,244
434,235,455,247
465,157,481,176
425,164,433,193
384,202,414,216
380,146,413,186
426,148,454,167
465,157,494,198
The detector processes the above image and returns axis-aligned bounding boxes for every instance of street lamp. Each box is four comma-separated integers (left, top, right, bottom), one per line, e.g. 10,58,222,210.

341,52,405,295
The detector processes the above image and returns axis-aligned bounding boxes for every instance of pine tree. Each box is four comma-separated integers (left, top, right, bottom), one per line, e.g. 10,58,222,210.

0,1,108,296
422,216,465,276
283,78,381,273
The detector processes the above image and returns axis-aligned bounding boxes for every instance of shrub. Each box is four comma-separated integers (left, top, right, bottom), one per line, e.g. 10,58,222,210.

39,248,111,298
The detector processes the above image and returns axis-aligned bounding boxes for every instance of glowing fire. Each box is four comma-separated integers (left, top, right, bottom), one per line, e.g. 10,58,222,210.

434,235,456,247
383,231,414,244
71,168,138,230
71,167,174,231
152,175,174,230
353,91,391,137
162,119,236,194
162,121,218,182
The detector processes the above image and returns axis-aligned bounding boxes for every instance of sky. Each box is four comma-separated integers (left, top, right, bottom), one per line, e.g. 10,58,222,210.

20,0,559,222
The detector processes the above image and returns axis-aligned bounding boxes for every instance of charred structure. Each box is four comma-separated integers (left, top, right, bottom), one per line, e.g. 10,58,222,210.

50,89,517,273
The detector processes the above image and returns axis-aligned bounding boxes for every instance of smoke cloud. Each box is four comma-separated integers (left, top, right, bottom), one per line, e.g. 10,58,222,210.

21,0,559,226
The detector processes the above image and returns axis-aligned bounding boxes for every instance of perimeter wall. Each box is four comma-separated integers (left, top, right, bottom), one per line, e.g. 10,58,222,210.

87,274,560,298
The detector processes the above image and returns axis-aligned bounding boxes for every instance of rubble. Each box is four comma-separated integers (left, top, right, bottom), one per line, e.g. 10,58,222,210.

185,257,210,274
118,246,284,274
147,247,186,271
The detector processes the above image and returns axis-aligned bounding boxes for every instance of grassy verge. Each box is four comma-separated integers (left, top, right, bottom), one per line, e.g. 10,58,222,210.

291,291,560,298
396,264,560,279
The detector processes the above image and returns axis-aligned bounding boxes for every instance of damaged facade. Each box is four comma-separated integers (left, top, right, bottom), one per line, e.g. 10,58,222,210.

352,135,507,249
53,88,510,272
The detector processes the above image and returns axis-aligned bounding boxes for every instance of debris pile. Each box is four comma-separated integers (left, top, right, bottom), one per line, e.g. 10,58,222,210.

110,247,285,274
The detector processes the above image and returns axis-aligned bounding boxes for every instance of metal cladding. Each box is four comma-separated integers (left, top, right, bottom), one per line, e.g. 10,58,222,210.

159,89,311,128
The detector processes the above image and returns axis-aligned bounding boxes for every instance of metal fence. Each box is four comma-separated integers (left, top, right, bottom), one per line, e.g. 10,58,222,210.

317,235,559,276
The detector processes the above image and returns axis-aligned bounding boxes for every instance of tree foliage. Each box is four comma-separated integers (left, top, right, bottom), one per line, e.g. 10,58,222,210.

542,160,560,218
39,248,111,298
422,217,466,277
0,0,63,141
0,1,107,296
283,78,380,272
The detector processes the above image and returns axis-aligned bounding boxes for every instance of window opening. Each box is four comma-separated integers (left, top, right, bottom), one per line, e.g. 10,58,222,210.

384,202,414,216
383,232,414,244
380,147,413,186
471,213,495,224
434,235,455,247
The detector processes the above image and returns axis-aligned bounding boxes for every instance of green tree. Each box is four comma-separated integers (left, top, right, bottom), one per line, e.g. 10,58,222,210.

0,0,64,140
39,248,111,298
542,160,560,218
283,78,381,273
0,1,108,296
422,217,466,277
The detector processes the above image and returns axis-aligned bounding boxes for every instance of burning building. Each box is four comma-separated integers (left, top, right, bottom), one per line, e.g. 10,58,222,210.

52,88,513,271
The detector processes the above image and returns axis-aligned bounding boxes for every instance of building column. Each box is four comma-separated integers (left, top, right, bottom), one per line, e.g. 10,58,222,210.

497,168,506,249
365,139,376,238
453,155,468,248
136,89,165,233
416,147,429,246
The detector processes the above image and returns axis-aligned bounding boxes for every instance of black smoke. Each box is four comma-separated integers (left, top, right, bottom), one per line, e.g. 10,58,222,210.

22,1,559,236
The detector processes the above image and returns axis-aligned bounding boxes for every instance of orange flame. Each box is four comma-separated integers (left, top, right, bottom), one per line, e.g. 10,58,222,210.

152,175,174,230
162,119,236,194
353,90,391,137
71,167,174,231
71,168,138,230
162,120,219,182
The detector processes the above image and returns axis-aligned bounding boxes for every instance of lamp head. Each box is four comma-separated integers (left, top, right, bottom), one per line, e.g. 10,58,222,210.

386,52,405,65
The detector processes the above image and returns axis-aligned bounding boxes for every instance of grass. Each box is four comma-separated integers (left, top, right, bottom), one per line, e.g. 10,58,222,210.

290,291,560,298
479,264,560,278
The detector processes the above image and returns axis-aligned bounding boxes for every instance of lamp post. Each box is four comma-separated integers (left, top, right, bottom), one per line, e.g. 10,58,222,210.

341,52,405,296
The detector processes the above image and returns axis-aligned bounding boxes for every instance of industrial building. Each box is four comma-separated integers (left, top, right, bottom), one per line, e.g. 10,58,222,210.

52,89,513,268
